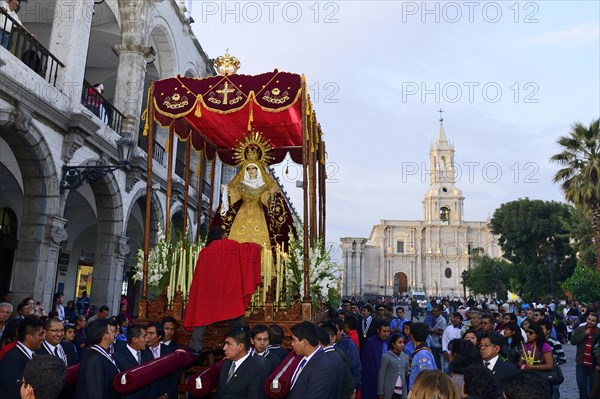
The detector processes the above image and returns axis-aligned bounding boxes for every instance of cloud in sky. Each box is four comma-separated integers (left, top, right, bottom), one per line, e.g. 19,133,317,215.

190,1,600,250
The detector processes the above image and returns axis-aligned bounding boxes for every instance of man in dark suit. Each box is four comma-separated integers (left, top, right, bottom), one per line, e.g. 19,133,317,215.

35,318,79,365
267,324,289,364
320,323,354,399
161,317,182,350
146,321,179,398
288,321,343,399
113,324,156,399
0,316,45,399
480,332,516,397
75,319,120,399
250,324,280,372
358,304,376,351
218,328,268,399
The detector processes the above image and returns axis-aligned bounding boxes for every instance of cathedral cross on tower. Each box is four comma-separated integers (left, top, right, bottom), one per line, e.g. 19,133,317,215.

438,108,444,122
217,81,234,105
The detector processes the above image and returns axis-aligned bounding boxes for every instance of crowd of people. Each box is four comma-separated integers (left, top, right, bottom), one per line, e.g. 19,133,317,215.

0,290,599,399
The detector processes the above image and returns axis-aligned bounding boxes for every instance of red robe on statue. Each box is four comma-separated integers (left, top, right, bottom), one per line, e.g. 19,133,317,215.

184,238,261,329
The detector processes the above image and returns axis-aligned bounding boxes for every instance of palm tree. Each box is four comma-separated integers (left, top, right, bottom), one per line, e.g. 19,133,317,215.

551,118,600,272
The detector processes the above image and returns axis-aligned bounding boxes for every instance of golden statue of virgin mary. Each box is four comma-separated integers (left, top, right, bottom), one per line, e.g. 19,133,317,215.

218,132,284,250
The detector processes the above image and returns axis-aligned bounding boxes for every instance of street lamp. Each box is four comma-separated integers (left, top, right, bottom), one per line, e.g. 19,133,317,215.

461,270,467,299
60,133,135,192
544,254,559,300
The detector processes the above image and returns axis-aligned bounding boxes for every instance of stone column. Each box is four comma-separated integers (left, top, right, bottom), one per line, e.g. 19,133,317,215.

47,0,95,106
91,235,129,314
12,215,67,311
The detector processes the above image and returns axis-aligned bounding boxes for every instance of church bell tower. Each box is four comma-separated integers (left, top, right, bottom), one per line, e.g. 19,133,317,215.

423,112,464,224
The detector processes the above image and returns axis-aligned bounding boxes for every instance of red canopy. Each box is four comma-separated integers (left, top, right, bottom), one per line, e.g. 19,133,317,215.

148,70,305,165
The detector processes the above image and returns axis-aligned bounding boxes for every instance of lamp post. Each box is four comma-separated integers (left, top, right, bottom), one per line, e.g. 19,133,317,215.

60,133,135,192
544,254,559,300
461,270,467,299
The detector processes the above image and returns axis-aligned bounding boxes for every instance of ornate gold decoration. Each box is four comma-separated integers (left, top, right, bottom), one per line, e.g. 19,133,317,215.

213,49,241,76
232,131,274,166
262,88,290,104
163,93,189,109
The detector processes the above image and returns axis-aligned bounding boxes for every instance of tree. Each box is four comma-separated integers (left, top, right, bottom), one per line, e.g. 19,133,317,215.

551,118,600,272
489,199,576,299
562,264,600,304
464,255,511,299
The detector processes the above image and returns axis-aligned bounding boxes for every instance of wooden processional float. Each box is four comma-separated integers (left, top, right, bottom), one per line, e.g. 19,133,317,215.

136,50,329,347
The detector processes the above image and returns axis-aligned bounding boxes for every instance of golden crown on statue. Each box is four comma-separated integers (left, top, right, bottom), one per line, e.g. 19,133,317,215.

233,131,274,166
214,49,241,76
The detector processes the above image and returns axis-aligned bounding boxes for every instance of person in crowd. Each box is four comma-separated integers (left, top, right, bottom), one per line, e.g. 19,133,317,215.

267,324,290,364
16,301,31,319
344,314,361,351
390,306,407,333
64,301,77,324
76,291,90,317
494,311,505,332
113,324,155,399
461,364,498,399
520,322,554,372
146,321,179,398
401,322,414,356
480,332,516,397
408,322,436,390
250,324,279,372
319,324,353,399
447,338,481,393
539,318,566,399
462,329,479,347
358,304,376,351
377,333,408,399
288,321,342,399
442,312,463,371
331,318,361,397
408,369,459,399
0,0,26,49
571,311,600,399
481,314,495,334
161,316,181,349
73,315,87,351
409,299,420,321
590,331,600,399
114,314,129,343
0,316,45,399
63,324,77,352
0,318,21,357
53,293,65,322
75,319,119,399
501,321,524,366
362,320,391,399
461,312,483,338
87,305,109,323
503,370,552,399
19,354,66,399
425,305,446,371
118,303,134,325
374,304,392,324
0,302,12,337
35,317,78,366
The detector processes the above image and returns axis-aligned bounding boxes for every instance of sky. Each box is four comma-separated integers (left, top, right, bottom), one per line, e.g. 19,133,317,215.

190,1,600,262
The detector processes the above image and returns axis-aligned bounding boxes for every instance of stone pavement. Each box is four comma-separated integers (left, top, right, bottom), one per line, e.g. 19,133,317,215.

559,341,580,399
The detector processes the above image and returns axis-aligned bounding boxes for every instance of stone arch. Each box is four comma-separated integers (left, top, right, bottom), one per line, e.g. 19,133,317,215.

146,18,178,78
0,108,61,308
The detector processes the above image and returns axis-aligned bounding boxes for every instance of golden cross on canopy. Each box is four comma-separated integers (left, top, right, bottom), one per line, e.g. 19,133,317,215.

217,81,235,105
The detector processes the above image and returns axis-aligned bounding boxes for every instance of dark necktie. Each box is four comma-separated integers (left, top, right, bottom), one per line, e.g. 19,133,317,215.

485,361,491,368
226,362,236,383
137,351,142,364
54,347,59,357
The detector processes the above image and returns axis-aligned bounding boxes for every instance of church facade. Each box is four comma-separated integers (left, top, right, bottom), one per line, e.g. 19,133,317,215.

341,119,500,299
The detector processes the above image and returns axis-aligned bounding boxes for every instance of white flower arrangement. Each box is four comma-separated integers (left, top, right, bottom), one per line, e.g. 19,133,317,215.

284,224,341,306
133,223,171,288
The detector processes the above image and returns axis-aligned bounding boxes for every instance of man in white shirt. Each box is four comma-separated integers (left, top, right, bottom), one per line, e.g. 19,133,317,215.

53,293,65,322
0,0,22,49
442,312,464,369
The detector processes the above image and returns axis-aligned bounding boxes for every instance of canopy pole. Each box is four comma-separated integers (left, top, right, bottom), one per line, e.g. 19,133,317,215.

207,157,217,227
309,116,317,246
140,83,155,319
165,125,175,239
318,138,326,242
196,150,205,243
183,138,191,234
301,78,311,311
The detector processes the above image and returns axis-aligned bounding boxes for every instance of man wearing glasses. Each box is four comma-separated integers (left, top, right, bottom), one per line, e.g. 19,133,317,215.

18,355,66,399
479,332,516,398
35,318,78,366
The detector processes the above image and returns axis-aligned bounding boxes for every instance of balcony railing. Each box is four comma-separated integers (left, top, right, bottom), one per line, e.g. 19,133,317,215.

1,9,64,86
81,80,125,134
138,133,166,167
